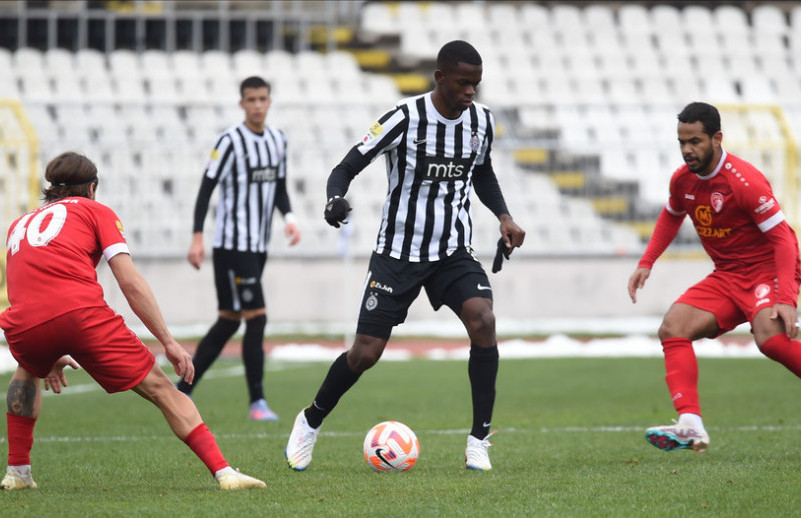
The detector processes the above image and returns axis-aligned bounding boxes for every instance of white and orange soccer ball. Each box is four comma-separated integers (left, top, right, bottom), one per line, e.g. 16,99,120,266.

363,421,420,472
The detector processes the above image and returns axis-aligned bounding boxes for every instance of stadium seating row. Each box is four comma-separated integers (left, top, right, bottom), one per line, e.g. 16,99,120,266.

364,2,801,41
0,46,397,107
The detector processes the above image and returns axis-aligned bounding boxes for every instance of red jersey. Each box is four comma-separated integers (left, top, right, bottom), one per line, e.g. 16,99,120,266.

0,197,129,334
667,150,793,272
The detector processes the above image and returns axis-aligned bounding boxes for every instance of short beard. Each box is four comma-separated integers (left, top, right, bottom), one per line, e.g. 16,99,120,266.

688,151,713,174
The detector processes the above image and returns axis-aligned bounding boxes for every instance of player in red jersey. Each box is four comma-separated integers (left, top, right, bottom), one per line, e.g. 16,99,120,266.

628,102,801,453
0,152,265,491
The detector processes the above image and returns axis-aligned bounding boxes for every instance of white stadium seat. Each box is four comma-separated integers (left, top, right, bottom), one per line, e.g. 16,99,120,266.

108,49,141,79
114,76,148,104
583,4,615,31
713,5,749,37
773,75,801,105
44,48,75,76
486,3,519,33
234,48,265,78
0,74,19,99
360,1,396,40
453,2,485,31
654,32,690,57
739,76,777,103
520,3,549,29
171,50,202,74
0,47,12,71
325,50,362,80
573,76,606,104
201,50,232,76
639,77,676,105
650,5,682,33
18,69,52,102
692,53,729,77
793,4,801,33
147,75,181,104
14,47,44,71
682,5,714,30
74,48,106,79
700,77,740,103
51,76,85,104
752,4,789,35
141,49,172,77
618,4,651,35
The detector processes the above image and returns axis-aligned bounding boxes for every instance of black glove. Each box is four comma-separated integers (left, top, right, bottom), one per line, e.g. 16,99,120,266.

324,196,352,228
491,237,512,273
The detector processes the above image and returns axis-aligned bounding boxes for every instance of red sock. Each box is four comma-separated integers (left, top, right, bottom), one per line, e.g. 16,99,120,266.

7,413,36,466
183,423,229,475
661,338,701,416
760,334,801,377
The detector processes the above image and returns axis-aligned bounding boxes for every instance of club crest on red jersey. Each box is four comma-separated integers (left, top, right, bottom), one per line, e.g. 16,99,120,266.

711,192,724,213
754,284,772,299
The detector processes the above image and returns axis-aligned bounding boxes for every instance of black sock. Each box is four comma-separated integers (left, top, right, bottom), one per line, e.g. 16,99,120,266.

243,314,267,403
468,344,498,439
177,317,240,394
305,352,361,428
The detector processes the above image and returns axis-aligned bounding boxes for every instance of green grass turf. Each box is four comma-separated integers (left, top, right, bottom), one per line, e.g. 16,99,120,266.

2,356,801,516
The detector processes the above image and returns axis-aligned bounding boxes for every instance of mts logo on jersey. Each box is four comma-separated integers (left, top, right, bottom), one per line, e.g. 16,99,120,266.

423,156,472,182
251,167,277,182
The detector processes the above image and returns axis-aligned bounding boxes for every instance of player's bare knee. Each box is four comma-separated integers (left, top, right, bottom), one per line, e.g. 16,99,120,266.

462,305,495,339
753,329,778,349
348,348,382,372
348,338,385,372
657,317,688,341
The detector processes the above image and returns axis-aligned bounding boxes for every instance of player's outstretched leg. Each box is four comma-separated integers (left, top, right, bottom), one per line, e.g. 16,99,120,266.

135,365,266,489
285,409,320,471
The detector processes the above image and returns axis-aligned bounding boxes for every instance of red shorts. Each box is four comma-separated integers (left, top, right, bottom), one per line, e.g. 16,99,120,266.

4,306,155,393
676,268,792,336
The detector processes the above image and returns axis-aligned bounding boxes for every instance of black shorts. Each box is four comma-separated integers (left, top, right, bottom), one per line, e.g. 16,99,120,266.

356,248,492,339
212,248,267,312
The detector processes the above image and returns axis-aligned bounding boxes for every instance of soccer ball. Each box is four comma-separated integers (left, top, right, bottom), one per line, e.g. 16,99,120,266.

363,421,420,472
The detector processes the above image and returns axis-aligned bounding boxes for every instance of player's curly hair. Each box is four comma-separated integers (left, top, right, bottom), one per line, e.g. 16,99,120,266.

436,40,482,72
677,102,721,136
42,151,98,203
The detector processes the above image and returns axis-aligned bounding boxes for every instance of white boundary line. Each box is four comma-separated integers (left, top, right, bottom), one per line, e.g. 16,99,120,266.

3,424,801,444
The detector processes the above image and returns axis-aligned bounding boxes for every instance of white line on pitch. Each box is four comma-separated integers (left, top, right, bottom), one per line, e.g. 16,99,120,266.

6,424,801,444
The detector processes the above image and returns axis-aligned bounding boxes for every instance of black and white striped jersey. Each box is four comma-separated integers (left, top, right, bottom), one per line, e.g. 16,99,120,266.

355,92,495,262
199,122,289,253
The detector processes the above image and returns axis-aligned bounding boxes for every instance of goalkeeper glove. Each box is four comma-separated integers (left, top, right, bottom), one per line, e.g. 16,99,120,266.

324,196,351,228
491,237,512,273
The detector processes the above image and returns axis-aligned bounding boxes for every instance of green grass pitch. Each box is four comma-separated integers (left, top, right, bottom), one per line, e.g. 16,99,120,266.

2,355,801,516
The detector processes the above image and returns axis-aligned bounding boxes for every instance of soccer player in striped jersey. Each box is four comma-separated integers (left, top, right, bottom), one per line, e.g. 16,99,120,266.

628,102,801,453
286,40,525,471
0,152,265,490
177,76,300,421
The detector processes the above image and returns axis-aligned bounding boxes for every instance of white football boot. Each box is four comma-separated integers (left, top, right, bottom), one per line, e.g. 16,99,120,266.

645,421,710,453
214,467,266,490
1,465,38,490
465,431,496,471
285,409,320,471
